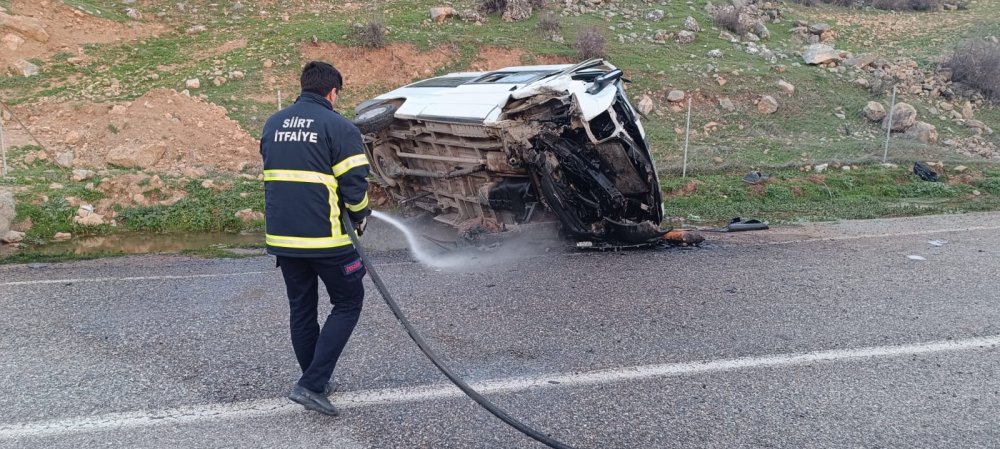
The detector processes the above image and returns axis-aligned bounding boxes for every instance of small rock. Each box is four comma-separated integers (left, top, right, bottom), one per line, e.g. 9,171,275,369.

49,183,64,190
72,169,96,182
0,191,14,237
961,102,974,120
64,131,82,146
638,95,654,115
201,180,215,189
753,23,770,40
707,49,723,58
213,76,227,86
719,31,737,41
230,70,245,80
815,163,829,173
676,30,695,44
719,97,736,112
802,44,840,65
54,152,74,169
757,95,778,114
777,80,795,95
954,165,968,173
964,120,993,135
855,78,870,88
2,33,24,51
186,78,201,89
126,7,142,20
667,90,685,102
683,16,700,32
235,209,265,222
808,23,831,34
187,25,207,34
712,157,724,164
863,101,886,122
646,9,665,21
429,6,455,23
844,53,876,69
52,232,72,242
904,121,938,145
263,59,274,69
1,230,25,244
12,59,39,77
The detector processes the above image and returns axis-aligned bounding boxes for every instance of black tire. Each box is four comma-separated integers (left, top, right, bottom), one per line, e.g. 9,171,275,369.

353,104,397,134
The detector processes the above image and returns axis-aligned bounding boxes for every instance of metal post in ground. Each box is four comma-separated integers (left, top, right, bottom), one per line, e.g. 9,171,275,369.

682,97,692,178
277,89,282,110
883,85,897,164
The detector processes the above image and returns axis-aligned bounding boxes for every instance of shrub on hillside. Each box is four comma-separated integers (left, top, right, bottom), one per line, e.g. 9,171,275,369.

794,0,952,8
529,0,547,8
538,13,561,33
352,20,386,49
871,0,943,10
944,39,1000,102
575,27,607,60
712,8,747,36
478,0,508,14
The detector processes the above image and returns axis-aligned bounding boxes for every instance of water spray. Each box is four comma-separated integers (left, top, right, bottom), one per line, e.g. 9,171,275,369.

342,212,577,449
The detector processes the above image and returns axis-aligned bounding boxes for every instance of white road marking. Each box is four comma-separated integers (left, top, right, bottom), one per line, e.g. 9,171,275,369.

0,271,274,287
2,335,998,439
0,262,421,287
751,225,1000,246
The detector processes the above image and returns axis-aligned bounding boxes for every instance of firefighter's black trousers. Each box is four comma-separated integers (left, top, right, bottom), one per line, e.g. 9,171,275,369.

277,253,365,394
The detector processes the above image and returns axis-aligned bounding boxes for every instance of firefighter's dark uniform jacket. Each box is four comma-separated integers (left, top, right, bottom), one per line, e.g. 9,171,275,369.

260,92,370,258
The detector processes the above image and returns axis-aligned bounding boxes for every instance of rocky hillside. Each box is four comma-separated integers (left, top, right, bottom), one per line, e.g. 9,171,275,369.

1,0,999,251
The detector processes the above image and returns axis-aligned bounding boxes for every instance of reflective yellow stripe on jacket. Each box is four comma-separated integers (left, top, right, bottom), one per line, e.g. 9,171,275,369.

263,169,351,249
264,234,351,249
345,192,369,212
332,154,370,177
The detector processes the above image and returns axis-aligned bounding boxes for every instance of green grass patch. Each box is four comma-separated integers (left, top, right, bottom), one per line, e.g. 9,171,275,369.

117,177,263,233
661,166,999,224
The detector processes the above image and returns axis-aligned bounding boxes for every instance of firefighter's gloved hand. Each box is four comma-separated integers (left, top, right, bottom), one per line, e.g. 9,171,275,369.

353,217,368,236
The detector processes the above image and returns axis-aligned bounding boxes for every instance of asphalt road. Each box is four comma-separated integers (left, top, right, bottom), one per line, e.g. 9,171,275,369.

2,212,1000,448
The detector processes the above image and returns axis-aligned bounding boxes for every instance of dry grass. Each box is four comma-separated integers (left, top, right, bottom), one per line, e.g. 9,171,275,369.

712,8,747,36
575,27,607,59
478,0,508,14
538,13,561,33
945,39,1000,102
352,20,386,49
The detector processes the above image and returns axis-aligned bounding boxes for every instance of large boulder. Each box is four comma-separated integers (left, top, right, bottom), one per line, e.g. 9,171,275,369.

904,121,938,145
882,103,917,132
0,191,14,238
863,101,886,122
802,44,840,65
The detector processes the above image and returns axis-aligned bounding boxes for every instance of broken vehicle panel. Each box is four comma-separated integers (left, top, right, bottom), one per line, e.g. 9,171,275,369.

353,59,667,247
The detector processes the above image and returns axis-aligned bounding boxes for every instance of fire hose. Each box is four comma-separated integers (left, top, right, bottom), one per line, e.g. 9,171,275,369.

341,213,576,449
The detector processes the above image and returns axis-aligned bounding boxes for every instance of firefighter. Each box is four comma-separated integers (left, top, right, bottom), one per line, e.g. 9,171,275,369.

260,61,371,416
